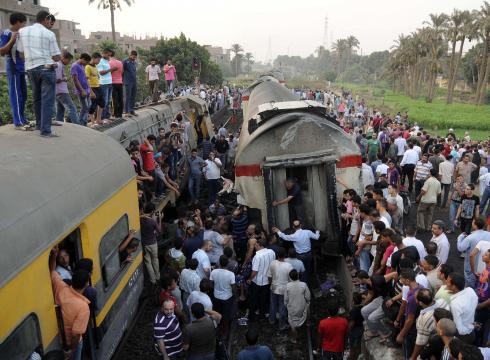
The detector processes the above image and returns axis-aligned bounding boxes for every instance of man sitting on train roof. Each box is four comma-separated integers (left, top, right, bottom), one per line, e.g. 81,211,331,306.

272,178,305,225
49,247,90,360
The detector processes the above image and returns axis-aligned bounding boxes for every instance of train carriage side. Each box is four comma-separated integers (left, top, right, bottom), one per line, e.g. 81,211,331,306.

0,125,142,360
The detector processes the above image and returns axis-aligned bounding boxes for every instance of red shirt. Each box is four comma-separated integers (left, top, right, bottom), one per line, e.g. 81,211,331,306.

318,316,348,352
140,143,156,172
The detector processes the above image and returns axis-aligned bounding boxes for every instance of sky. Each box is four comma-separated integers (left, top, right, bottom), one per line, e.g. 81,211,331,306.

43,0,484,62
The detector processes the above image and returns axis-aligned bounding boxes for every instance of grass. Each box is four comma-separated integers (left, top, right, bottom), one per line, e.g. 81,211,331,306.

334,82,490,140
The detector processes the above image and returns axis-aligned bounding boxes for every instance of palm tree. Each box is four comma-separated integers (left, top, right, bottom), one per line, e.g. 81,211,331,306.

423,13,449,102
230,43,244,77
345,35,360,67
244,52,254,74
445,9,473,104
474,2,490,105
331,39,348,75
88,0,134,42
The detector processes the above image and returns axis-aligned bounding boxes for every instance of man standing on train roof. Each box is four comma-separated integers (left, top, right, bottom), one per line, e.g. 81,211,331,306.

163,59,177,98
0,13,30,130
272,178,305,225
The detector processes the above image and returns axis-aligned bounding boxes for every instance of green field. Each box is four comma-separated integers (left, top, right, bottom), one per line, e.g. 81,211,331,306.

334,82,490,140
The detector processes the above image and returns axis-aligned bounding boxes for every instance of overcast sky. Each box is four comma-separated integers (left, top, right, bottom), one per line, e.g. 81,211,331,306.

43,0,483,62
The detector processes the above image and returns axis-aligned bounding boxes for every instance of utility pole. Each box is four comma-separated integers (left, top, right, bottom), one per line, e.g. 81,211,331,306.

323,15,328,49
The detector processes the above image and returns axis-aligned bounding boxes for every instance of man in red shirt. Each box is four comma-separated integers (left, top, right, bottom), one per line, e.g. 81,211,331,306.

316,303,349,359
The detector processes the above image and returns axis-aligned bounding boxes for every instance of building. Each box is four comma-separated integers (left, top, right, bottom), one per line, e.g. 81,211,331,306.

0,0,48,72
51,19,85,54
204,45,231,65
84,31,159,54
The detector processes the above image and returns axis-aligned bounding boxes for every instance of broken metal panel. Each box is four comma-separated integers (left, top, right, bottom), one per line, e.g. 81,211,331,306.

270,167,289,229
310,165,328,232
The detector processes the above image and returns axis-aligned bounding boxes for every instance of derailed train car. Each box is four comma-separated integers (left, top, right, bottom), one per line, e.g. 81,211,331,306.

235,75,362,255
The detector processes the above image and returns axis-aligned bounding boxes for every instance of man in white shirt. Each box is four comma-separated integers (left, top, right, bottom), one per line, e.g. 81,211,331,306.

439,155,455,208
470,240,490,279
417,169,441,231
247,239,275,320
430,220,450,265
145,59,161,102
267,247,293,330
362,158,375,189
203,219,230,264
403,225,427,260
179,259,201,308
192,240,212,279
272,220,320,286
376,158,389,178
446,272,478,343
187,278,213,321
18,10,61,137
394,135,407,162
210,255,237,336
400,143,419,193
203,151,222,204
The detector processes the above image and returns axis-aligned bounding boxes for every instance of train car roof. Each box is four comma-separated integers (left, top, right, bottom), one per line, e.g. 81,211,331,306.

0,125,135,288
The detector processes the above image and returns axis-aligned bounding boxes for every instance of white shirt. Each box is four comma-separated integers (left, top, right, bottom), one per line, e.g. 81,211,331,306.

376,163,389,176
55,265,72,281
145,64,161,81
394,137,407,156
414,145,422,155
210,268,235,300
180,268,201,294
285,258,305,273
400,149,419,166
204,229,225,264
480,173,490,188
187,291,213,321
450,287,478,335
439,161,455,185
204,158,222,180
474,241,490,274
251,248,276,286
387,194,404,215
431,233,450,264
18,23,60,70
362,163,375,188
277,229,321,254
192,249,211,279
403,237,427,260
267,260,293,295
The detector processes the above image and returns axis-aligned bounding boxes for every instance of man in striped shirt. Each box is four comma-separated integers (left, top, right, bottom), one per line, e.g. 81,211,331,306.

414,154,433,199
154,299,183,359
247,239,276,321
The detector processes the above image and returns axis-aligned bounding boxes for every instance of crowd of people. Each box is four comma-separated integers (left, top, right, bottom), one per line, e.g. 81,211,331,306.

0,10,213,136
327,91,490,360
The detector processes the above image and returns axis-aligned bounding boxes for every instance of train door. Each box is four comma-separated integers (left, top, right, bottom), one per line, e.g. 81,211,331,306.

49,228,98,359
264,152,339,242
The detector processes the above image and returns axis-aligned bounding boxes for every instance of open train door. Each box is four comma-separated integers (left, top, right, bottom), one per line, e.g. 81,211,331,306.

263,149,340,253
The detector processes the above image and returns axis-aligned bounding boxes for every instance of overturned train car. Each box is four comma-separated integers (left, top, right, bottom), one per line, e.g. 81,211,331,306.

235,75,362,255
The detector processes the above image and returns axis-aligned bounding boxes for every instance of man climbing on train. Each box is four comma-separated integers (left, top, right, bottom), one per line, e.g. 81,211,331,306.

272,178,305,225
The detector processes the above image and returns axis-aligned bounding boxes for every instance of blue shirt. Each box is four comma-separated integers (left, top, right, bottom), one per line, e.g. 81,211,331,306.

457,230,490,276
0,29,24,72
96,58,112,85
277,228,321,254
123,58,137,84
238,345,275,360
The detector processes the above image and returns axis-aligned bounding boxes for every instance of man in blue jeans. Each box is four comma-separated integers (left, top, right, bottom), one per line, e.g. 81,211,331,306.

187,148,205,204
70,53,91,126
97,48,115,121
55,51,79,124
0,13,30,130
123,50,138,115
18,11,61,137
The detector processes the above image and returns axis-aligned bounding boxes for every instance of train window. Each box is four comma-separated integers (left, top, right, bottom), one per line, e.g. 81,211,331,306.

99,215,130,287
0,313,42,360
286,167,308,191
